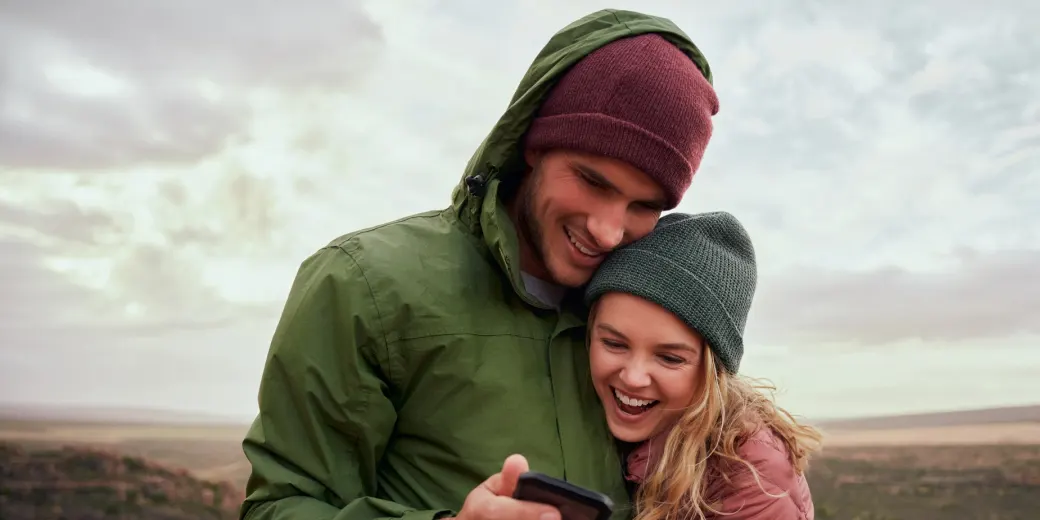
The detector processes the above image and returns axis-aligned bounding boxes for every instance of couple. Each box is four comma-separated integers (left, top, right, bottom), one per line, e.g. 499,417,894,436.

239,9,821,520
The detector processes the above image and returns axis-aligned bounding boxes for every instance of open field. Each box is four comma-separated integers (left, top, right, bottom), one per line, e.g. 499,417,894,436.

10,415,1040,487
2,404,1040,519
808,444,1040,520
0,419,251,485
821,421,1040,447
817,404,1040,431
1,442,243,520
816,404,1040,448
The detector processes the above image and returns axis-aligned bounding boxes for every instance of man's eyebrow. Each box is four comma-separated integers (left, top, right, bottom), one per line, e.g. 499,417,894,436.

575,164,617,191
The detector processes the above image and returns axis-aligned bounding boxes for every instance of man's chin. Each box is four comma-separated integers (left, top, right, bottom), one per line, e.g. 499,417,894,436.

547,264,596,288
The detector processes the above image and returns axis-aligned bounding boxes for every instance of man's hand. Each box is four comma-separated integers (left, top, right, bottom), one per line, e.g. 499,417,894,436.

453,454,561,520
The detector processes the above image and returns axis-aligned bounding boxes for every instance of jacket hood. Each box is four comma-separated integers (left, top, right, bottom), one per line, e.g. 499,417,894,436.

449,9,714,307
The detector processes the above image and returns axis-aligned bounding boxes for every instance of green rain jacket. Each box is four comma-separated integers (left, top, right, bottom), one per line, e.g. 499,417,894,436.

239,9,713,520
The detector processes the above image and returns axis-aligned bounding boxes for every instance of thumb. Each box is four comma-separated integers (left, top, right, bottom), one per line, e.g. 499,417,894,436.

496,454,529,497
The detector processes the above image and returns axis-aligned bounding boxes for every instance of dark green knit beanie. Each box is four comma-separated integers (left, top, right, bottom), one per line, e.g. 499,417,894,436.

584,211,757,374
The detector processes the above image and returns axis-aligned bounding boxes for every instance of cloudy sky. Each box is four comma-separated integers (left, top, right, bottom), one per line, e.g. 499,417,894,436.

1,0,1037,423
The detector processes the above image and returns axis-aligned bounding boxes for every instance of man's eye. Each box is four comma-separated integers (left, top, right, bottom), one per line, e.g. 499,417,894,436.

580,173,604,188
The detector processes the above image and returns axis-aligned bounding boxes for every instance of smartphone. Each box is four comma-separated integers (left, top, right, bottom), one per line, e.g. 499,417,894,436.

512,471,614,520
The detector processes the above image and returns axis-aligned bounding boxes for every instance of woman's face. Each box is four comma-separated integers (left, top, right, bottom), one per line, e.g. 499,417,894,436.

589,292,705,443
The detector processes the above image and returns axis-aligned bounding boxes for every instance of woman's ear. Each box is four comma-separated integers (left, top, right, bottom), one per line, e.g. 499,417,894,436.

585,298,601,351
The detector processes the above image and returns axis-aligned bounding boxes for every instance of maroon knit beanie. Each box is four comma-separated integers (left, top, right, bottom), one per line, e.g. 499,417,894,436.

524,34,720,209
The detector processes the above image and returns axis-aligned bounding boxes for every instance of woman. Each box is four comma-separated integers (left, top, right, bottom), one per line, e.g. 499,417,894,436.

583,211,823,520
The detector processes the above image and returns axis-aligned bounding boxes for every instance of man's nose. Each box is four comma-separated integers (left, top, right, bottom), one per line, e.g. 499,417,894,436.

586,205,625,250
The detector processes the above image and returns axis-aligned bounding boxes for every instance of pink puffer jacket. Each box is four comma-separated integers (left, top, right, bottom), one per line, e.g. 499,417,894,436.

625,426,814,519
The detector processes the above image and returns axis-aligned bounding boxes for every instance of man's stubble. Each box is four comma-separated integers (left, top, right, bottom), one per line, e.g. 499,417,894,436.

513,165,551,283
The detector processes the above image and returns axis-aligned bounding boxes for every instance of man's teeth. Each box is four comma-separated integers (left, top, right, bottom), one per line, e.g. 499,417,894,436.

567,229,597,256
614,388,655,407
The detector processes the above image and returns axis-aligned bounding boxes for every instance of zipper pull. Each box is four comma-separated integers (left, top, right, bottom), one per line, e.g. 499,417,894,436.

465,172,488,196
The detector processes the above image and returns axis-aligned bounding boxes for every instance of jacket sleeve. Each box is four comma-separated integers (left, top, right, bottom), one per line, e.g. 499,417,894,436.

711,459,811,520
715,488,807,520
239,246,455,520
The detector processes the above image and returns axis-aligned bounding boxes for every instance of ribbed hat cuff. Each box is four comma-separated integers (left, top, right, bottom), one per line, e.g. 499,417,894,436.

525,113,693,210
584,247,744,374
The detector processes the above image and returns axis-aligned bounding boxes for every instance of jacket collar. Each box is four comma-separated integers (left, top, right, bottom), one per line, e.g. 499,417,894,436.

624,429,670,484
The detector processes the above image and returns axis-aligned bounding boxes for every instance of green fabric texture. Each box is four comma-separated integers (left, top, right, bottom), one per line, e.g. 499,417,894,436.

584,212,758,374
238,9,715,520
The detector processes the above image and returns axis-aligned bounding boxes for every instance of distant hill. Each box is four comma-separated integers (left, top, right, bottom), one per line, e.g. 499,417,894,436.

0,403,252,427
5,401,1039,432
818,404,1040,431
0,441,243,520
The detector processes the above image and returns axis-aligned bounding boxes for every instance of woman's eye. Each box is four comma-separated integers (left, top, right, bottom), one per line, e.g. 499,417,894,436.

659,355,685,365
602,339,626,350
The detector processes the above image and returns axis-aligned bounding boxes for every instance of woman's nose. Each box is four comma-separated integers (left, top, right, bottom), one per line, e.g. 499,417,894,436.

619,361,652,388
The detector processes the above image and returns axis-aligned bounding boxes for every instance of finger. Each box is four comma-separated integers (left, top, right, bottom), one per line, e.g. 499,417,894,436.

480,471,503,495
484,495,560,520
497,454,529,497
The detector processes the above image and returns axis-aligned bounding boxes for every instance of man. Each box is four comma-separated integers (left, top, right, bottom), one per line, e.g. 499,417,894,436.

240,9,720,520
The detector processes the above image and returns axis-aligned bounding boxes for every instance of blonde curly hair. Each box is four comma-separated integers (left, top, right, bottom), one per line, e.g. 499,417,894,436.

631,346,824,520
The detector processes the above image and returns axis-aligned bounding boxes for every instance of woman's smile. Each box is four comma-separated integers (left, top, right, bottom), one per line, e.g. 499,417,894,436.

589,292,705,443
611,386,659,416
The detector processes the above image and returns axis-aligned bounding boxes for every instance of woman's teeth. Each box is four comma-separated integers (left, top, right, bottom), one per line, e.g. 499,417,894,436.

614,388,657,408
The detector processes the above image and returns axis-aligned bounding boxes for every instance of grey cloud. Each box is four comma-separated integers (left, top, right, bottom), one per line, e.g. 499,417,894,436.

0,239,271,412
107,245,224,318
158,180,189,208
0,0,384,170
0,322,272,418
0,230,272,349
159,170,284,253
2,0,383,90
0,200,208,326
0,200,121,245
750,247,1040,345
0,162,291,332
0,76,247,171
0,239,109,348
220,172,280,246
82,237,278,333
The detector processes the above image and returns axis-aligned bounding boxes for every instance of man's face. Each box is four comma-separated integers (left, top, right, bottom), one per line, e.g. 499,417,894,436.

513,148,666,288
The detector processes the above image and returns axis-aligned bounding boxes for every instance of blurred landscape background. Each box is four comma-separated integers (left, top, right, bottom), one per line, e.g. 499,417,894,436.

2,404,1039,519
2,0,1037,519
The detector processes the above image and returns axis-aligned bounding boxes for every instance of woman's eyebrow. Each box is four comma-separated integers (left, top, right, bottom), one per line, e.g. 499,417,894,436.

595,323,628,340
657,342,698,353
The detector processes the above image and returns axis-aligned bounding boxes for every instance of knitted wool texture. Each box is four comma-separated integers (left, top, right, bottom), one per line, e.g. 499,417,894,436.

584,211,757,374
524,33,720,210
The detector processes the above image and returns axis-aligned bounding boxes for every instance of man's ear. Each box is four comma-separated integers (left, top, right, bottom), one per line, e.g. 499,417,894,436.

524,147,543,169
